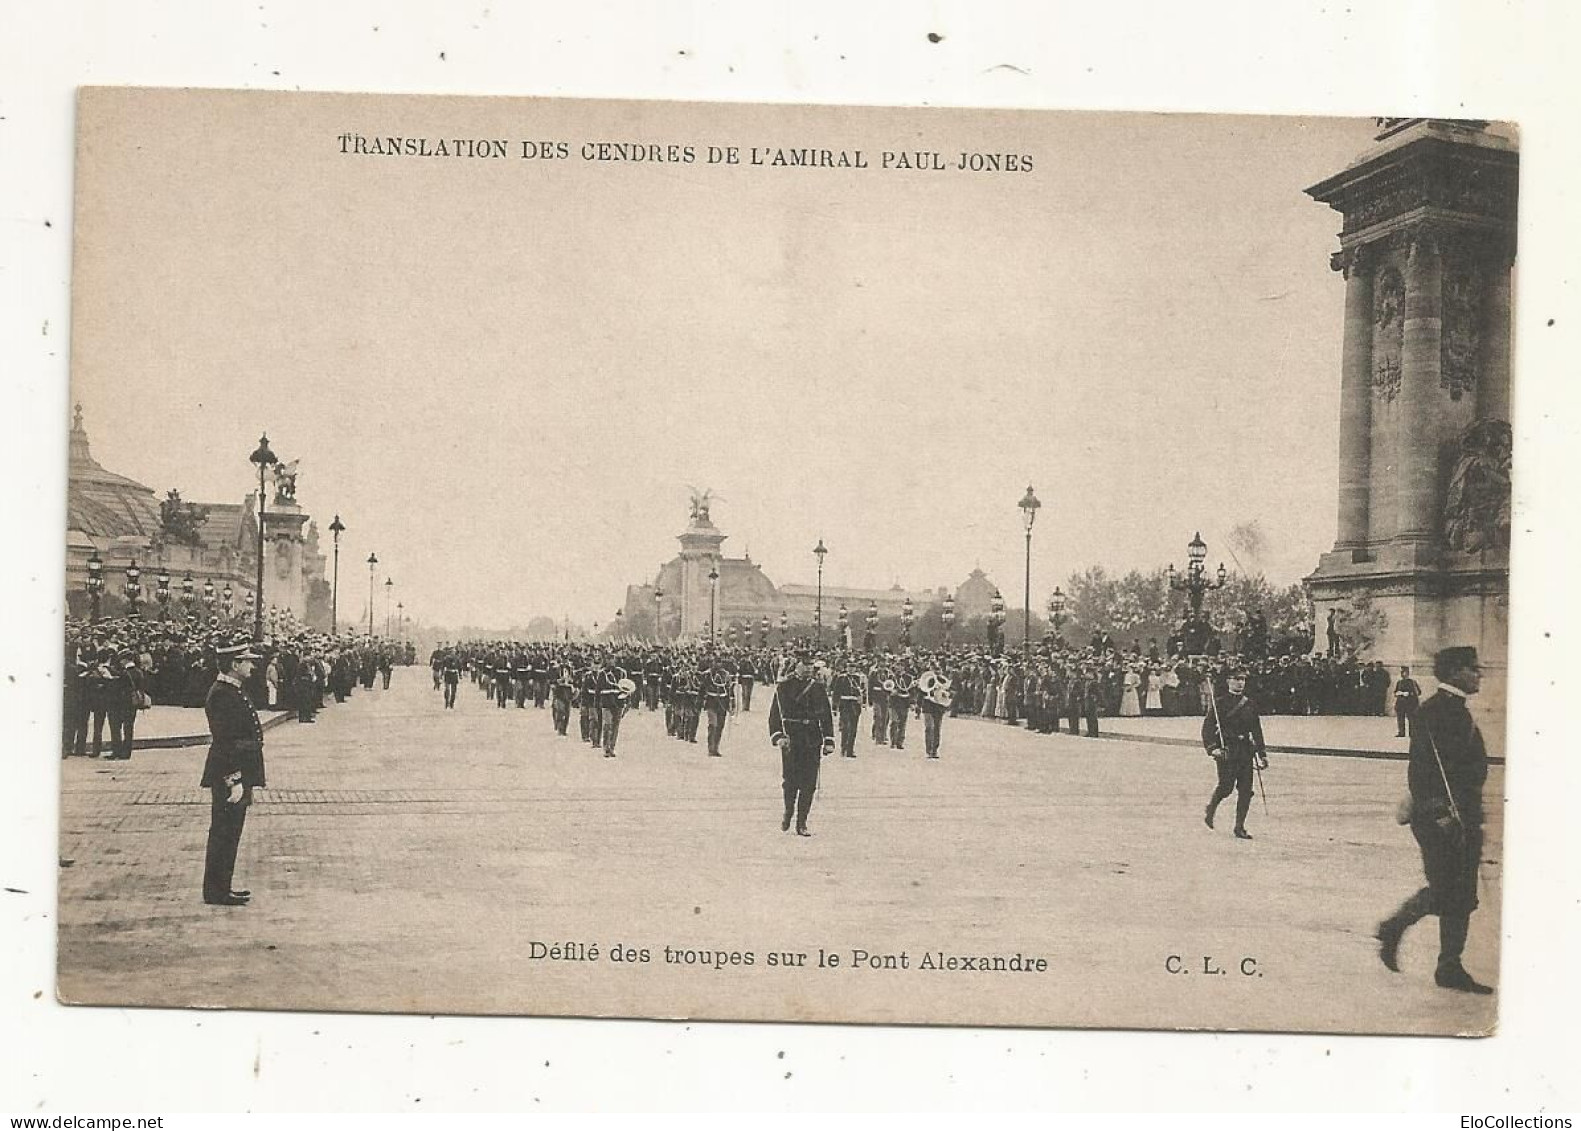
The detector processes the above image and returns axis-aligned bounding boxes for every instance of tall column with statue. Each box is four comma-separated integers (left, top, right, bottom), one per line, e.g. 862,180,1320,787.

1305,118,1515,744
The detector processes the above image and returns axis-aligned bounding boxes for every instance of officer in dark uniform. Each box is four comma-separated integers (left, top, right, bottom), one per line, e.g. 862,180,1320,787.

441,649,462,709
830,660,865,758
598,661,628,758
201,642,267,906
869,661,891,745
1393,666,1422,738
1375,646,1493,994
888,667,916,750
1203,667,1267,840
703,665,736,756
580,659,603,747
768,653,835,836
550,658,575,735
737,660,756,712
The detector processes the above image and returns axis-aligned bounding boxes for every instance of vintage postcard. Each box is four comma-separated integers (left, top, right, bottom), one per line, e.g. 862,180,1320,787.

60,88,1513,1035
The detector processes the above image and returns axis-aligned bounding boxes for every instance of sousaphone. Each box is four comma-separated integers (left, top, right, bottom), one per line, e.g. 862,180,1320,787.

918,670,955,708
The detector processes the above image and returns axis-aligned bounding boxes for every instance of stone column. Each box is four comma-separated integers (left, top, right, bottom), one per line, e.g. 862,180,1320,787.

1479,252,1513,424
1335,248,1374,553
1397,229,1443,544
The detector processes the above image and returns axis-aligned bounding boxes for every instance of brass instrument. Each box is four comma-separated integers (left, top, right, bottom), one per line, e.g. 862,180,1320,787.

918,670,955,708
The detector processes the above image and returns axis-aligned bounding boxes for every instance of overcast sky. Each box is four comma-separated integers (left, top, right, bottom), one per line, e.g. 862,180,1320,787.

71,92,1372,629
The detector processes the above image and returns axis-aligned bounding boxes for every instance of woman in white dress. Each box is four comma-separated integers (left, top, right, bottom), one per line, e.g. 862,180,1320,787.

1120,667,1142,717
1145,666,1165,714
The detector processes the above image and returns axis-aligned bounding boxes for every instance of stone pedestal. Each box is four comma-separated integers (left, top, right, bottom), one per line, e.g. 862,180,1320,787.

261,499,310,622
675,518,726,640
1305,119,1515,748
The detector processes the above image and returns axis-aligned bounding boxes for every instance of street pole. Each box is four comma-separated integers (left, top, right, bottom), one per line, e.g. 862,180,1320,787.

249,434,278,642
329,514,345,635
367,553,378,637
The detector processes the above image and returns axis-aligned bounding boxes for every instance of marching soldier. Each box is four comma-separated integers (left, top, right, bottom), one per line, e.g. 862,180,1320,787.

1375,646,1494,994
201,642,267,906
869,661,891,746
550,658,576,735
1203,667,1267,840
441,649,462,709
920,672,950,759
598,661,629,758
888,667,916,750
703,664,736,756
579,660,602,746
737,659,757,712
830,660,866,758
768,653,836,836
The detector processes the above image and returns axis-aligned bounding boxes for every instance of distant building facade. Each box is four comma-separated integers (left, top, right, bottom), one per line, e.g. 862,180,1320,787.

619,499,998,646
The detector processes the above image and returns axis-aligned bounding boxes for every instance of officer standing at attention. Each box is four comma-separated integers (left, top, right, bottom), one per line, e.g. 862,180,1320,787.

1375,646,1494,994
768,652,836,837
201,641,267,906
441,648,462,709
1203,666,1267,841
1393,666,1423,738
703,663,736,757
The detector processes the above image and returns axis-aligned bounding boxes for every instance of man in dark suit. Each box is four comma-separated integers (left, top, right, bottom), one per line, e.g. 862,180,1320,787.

105,649,145,760
1375,646,1493,994
200,642,267,906
768,653,835,836
1203,667,1267,840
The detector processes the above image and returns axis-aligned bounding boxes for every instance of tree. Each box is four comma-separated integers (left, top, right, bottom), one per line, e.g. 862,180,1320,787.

156,489,209,548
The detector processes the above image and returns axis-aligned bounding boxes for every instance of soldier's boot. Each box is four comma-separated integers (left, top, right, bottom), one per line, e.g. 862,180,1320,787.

781,786,796,832
795,792,815,837
1203,788,1227,829
1434,913,1493,994
1376,887,1432,972
1232,790,1254,839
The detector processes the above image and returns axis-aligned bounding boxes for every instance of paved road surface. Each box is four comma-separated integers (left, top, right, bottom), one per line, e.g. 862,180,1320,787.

57,671,1501,1035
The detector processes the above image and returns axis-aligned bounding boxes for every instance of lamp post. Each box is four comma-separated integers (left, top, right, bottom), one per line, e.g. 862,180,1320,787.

779,611,788,643
865,600,878,652
203,578,216,620
155,567,171,619
942,593,956,646
837,603,849,649
86,550,105,623
1018,485,1041,658
759,615,769,648
245,591,255,627
384,577,394,638
1047,586,1066,640
366,553,378,637
125,560,143,618
652,585,665,642
222,584,234,624
398,601,405,642
990,588,1006,655
707,563,719,644
812,538,828,643
181,570,194,618
1166,531,1228,620
328,514,345,635
249,433,278,641
901,596,914,647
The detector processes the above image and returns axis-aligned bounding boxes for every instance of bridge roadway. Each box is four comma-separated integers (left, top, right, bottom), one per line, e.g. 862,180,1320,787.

56,670,1500,1036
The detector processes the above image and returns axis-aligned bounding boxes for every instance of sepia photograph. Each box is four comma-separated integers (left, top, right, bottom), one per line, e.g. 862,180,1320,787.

56,88,1515,1037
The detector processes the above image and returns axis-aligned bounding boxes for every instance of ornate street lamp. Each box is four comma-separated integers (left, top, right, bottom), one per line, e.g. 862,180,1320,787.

366,553,378,637
990,588,1006,655
222,584,234,622
653,584,664,642
124,560,143,618
1018,485,1041,658
1166,531,1227,621
245,591,256,623
779,610,788,642
155,566,171,618
812,538,828,643
865,600,878,652
86,550,105,623
398,601,405,642
837,602,848,648
942,593,956,645
249,433,278,641
707,563,720,644
759,615,769,648
384,576,394,639
1047,586,1066,639
203,578,216,615
901,596,915,646
181,570,194,616
328,514,345,635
